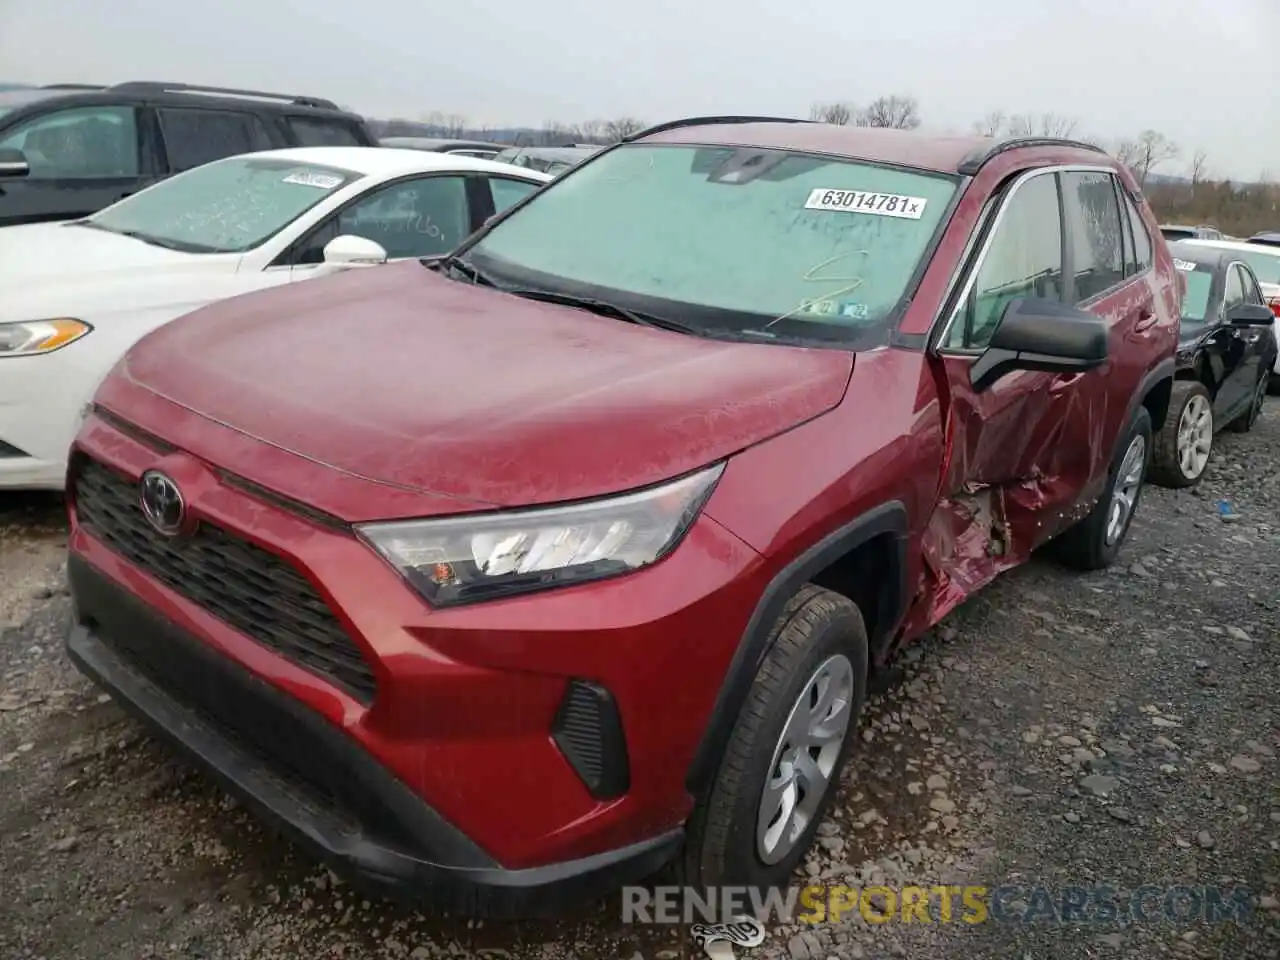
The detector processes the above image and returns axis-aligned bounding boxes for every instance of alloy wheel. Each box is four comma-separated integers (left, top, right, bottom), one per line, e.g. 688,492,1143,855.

1105,433,1147,546
1175,394,1213,480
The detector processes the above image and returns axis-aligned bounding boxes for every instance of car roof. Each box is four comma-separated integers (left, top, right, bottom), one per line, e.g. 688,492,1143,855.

1167,241,1232,268
0,88,62,109
1250,231,1280,242
238,145,554,180
1180,238,1280,258
379,137,505,151
631,120,1109,175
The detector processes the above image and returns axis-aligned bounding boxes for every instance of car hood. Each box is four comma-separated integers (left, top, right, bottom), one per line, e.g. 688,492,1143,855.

0,221,246,321
110,261,855,511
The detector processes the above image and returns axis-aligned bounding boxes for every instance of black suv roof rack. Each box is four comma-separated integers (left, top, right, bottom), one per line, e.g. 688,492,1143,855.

107,81,339,110
42,83,105,90
622,115,811,143
957,136,1108,176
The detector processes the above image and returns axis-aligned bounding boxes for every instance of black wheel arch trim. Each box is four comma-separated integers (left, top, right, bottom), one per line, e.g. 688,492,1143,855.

684,501,909,797
1131,357,1176,430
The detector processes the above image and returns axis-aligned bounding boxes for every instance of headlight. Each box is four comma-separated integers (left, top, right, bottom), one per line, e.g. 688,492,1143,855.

357,463,725,607
0,319,91,357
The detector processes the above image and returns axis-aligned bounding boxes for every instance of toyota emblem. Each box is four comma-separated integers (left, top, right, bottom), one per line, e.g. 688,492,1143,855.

139,470,186,536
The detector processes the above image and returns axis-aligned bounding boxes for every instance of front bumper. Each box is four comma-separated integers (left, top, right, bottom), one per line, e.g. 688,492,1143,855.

66,553,682,917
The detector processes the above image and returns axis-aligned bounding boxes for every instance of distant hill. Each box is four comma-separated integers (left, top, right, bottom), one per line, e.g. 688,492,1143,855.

366,118,604,146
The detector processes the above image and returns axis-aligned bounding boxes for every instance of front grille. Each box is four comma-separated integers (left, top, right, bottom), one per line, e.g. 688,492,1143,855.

71,456,377,703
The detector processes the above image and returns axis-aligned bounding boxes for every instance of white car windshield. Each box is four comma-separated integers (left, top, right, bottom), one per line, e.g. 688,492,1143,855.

467,143,958,345
85,155,362,253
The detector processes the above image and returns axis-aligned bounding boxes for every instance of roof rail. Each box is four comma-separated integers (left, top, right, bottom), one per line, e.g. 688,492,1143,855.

107,81,339,110
957,137,1108,176
42,83,104,90
622,115,811,143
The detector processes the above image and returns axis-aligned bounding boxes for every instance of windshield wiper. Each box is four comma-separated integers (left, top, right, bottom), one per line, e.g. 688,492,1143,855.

65,219,208,252
433,254,499,287
503,288,699,334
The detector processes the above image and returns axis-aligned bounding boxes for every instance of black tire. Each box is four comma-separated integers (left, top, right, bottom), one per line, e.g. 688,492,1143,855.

681,584,868,899
1149,380,1213,488
1227,371,1268,433
1055,405,1153,571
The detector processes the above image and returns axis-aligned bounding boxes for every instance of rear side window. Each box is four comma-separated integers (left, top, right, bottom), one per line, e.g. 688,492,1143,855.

288,118,364,147
489,176,539,214
1124,194,1153,273
159,108,272,172
1061,171,1125,302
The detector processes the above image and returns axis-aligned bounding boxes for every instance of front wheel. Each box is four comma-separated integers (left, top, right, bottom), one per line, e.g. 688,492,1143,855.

682,584,867,898
1150,380,1213,488
1054,405,1152,571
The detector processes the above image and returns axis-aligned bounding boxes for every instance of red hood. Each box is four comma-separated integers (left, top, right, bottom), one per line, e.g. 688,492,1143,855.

108,262,853,512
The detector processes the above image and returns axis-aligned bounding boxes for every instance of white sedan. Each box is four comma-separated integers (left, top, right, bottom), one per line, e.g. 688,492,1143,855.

0,147,551,490
1180,238,1280,389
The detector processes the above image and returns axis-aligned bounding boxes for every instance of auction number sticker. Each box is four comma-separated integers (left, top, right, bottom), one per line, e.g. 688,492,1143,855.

282,171,345,189
804,188,928,219
1173,258,1199,272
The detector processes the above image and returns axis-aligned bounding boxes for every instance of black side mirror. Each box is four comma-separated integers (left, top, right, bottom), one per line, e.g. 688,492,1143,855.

970,297,1109,391
0,147,29,179
1225,302,1274,327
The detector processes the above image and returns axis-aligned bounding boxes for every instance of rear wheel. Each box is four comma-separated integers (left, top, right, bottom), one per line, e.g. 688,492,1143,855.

1150,381,1213,488
1055,405,1152,571
682,584,867,900
1228,372,1268,433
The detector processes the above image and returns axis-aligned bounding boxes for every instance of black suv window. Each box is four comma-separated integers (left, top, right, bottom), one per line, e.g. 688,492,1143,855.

1061,171,1126,302
0,105,139,179
945,171,1065,350
1224,265,1247,310
287,118,364,147
158,108,272,173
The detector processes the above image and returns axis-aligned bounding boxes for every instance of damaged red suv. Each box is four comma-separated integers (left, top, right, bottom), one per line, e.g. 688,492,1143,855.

65,118,1179,916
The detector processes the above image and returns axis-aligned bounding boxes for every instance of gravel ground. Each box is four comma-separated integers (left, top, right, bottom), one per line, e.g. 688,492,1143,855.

2,409,1277,960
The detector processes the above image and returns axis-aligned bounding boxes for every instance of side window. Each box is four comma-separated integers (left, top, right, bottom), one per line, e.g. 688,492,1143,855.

1061,171,1126,302
1223,265,1246,311
489,176,539,214
1115,181,1136,278
287,118,364,147
158,108,272,172
294,176,470,264
0,105,139,179
945,172,1065,351
1244,269,1265,305
1123,194,1154,273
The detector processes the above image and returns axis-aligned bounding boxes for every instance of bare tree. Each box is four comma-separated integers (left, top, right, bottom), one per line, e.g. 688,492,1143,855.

856,95,920,129
810,101,854,125
571,119,605,143
443,114,468,138
1005,112,1079,138
972,110,1006,137
1131,129,1179,187
601,117,646,142
1110,138,1142,171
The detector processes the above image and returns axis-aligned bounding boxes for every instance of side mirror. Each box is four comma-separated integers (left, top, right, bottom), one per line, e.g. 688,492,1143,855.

0,147,30,178
322,234,388,267
1225,302,1275,327
970,297,1109,392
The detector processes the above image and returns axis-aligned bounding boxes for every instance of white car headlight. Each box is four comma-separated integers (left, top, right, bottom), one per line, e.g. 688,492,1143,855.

356,463,725,607
0,319,92,357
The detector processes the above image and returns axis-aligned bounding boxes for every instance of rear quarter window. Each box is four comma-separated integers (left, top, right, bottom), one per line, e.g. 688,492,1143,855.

287,118,365,147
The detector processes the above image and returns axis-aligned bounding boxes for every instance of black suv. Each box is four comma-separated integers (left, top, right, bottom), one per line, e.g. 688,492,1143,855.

0,81,376,226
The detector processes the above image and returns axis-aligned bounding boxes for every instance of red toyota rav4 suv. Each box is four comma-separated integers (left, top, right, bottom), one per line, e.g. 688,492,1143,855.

64,118,1179,917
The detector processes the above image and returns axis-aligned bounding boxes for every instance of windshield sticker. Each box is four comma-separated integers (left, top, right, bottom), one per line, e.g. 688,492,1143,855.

282,171,344,190
837,300,870,320
804,188,928,219
797,297,839,317
1173,258,1199,272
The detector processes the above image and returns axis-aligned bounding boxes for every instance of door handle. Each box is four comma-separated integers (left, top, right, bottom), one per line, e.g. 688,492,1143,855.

1134,309,1158,332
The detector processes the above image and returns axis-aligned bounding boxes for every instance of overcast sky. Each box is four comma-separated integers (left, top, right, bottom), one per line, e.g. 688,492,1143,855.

2,0,1276,180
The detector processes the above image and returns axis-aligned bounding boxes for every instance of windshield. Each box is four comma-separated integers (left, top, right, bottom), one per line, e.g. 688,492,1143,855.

465,143,958,345
1238,249,1280,286
87,155,361,253
1178,266,1214,324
